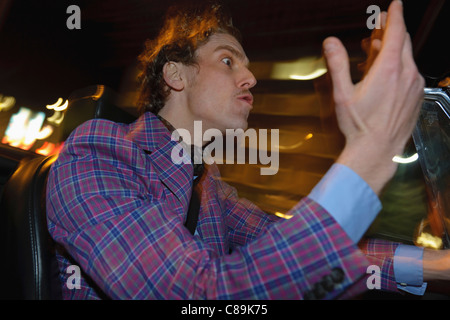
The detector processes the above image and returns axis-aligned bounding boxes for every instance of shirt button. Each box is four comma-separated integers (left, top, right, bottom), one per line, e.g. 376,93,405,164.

330,267,345,284
321,275,335,291
304,291,316,300
313,283,327,299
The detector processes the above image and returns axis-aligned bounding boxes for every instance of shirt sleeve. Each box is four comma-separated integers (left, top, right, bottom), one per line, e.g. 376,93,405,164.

308,163,426,295
308,163,381,243
394,244,427,295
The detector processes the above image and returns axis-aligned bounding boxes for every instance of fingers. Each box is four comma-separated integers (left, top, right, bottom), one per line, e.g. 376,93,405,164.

380,11,387,29
370,11,386,42
403,32,425,104
361,11,386,55
359,10,386,75
401,31,415,67
358,38,382,76
380,0,406,60
323,37,354,105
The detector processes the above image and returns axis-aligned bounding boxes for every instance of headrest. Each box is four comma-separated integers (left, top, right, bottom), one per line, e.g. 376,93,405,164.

61,85,137,140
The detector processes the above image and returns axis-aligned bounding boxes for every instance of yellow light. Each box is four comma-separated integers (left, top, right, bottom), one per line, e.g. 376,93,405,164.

46,97,68,126
289,68,328,80
55,99,68,111
392,153,418,164
416,232,443,249
0,95,16,112
46,98,63,109
271,56,327,81
92,85,105,100
278,132,313,151
46,98,68,111
47,111,65,125
275,212,294,219
35,124,54,140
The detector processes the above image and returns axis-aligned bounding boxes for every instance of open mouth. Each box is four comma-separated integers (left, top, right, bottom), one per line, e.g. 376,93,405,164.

237,93,254,106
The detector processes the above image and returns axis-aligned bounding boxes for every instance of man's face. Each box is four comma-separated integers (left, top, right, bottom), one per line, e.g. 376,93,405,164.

182,33,257,133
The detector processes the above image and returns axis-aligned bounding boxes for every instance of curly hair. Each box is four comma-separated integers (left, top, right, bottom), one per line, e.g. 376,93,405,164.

136,1,242,115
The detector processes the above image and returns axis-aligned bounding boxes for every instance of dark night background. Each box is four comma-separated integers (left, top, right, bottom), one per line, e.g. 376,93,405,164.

0,0,448,110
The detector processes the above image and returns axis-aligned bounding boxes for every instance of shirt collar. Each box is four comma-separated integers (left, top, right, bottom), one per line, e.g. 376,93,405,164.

126,112,205,179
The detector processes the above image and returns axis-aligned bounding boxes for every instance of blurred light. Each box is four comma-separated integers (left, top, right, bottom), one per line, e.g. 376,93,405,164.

46,97,67,126
289,69,328,80
46,98,68,111
392,153,418,164
92,85,105,100
23,111,46,146
0,94,16,111
275,211,294,219
47,110,65,125
278,133,313,151
2,108,31,147
2,107,45,150
416,232,442,249
35,124,54,140
271,56,327,81
35,141,59,156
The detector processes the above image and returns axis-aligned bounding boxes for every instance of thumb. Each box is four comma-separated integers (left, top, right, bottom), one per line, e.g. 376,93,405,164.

323,37,354,105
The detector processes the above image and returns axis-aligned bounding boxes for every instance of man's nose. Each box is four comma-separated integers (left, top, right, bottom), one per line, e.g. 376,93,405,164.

238,67,257,89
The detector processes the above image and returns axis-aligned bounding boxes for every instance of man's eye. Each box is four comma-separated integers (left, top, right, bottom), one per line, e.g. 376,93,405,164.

222,57,232,67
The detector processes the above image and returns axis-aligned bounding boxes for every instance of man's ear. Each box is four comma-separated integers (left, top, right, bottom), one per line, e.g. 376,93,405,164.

163,62,184,91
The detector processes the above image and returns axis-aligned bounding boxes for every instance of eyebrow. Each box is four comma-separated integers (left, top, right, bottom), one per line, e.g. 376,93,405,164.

214,44,249,66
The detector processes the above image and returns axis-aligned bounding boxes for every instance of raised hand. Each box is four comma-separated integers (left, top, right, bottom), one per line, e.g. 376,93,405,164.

323,0,425,195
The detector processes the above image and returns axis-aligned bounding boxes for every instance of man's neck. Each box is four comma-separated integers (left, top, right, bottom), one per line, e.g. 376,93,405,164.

156,113,205,176
158,107,207,148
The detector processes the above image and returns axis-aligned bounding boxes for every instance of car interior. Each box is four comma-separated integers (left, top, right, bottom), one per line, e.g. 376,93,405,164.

0,0,448,299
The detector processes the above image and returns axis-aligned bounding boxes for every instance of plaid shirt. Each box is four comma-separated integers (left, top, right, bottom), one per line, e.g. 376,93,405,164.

46,112,399,299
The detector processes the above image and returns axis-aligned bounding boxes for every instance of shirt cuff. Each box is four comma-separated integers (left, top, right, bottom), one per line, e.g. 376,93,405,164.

308,163,382,244
394,244,427,295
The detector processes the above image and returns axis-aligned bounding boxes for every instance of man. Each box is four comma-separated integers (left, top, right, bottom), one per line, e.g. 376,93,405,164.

46,0,449,299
